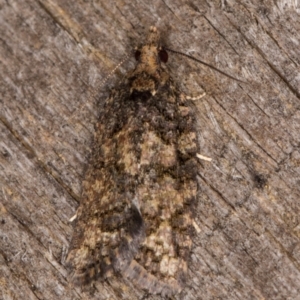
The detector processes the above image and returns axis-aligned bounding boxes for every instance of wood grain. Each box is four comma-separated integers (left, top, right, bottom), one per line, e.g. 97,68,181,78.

1,0,300,299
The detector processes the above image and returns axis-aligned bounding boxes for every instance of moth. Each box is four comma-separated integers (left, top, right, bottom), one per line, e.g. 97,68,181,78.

66,26,202,297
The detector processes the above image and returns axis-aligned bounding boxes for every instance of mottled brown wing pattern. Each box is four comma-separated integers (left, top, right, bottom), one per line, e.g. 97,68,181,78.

66,26,199,297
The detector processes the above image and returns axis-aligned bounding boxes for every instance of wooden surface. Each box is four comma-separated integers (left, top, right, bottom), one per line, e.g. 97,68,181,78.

1,0,300,299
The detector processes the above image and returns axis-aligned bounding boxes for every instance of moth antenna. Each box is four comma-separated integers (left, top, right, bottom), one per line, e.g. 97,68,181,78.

68,53,131,122
164,47,246,83
99,52,131,87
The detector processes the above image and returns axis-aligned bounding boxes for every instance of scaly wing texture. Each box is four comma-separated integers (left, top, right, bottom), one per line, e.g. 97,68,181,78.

120,85,199,296
67,83,198,296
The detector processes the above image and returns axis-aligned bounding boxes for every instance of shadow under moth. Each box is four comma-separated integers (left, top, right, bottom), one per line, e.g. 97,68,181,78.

66,26,204,297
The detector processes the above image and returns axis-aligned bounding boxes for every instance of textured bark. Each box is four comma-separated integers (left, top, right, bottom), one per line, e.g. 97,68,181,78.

1,1,300,299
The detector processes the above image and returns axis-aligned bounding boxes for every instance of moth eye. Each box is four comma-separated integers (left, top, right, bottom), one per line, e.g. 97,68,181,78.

135,50,141,61
159,49,168,63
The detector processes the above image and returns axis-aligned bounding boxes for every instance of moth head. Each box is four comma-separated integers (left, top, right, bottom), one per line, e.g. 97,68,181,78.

134,26,168,65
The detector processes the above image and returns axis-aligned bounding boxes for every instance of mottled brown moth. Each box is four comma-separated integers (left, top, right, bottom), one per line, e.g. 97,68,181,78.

67,26,203,297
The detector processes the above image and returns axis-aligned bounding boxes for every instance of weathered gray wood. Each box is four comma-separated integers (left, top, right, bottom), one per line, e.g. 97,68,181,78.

1,0,300,299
